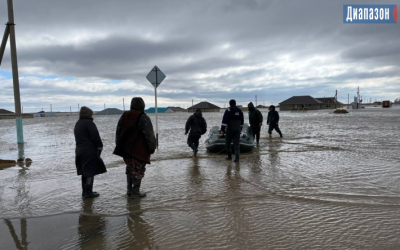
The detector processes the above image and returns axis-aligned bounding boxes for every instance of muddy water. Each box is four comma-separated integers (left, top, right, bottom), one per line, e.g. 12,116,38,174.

1,108,400,249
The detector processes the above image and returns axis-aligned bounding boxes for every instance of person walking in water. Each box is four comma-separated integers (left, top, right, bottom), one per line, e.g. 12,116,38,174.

221,99,244,162
74,106,107,199
247,102,263,144
267,105,282,138
185,108,207,157
113,97,157,198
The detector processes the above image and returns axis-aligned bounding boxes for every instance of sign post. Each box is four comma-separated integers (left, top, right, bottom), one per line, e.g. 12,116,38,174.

0,0,23,144
146,65,166,149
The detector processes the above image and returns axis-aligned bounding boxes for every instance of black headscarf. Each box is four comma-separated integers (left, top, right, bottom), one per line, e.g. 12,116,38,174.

248,102,255,111
130,97,145,112
79,106,93,118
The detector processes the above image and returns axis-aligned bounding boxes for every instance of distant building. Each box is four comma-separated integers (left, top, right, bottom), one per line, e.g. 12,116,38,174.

0,109,33,119
95,108,124,115
316,97,344,109
279,96,323,111
165,107,187,113
145,107,169,113
34,111,56,117
236,105,249,112
187,102,221,112
256,105,268,109
0,109,14,115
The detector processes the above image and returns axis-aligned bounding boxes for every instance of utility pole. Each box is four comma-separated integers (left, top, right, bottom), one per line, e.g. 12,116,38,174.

0,0,23,144
255,95,257,106
50,104,52,112
335,90,337,109
123,98,125,111
78,103,79,111
70,106,72,115
348,93,349,108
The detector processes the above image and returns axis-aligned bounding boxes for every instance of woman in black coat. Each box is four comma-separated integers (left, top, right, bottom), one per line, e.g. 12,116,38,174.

74,106,107,198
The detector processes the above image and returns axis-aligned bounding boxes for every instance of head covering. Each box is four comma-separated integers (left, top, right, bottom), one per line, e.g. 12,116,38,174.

130,97,145,112
248,102,255,111
194,108,202,117
229,99,236,107
269,105,276,111
79,106,93,118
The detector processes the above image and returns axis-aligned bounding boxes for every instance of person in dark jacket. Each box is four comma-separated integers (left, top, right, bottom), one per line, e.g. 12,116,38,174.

185,108,207,157
74,106,107,199
247,102,263,144
267,105,282,138
113,97,157,199
221,99,244,162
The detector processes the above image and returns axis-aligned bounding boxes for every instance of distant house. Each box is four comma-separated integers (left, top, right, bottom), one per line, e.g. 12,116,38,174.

0,109,13,115
145,107,169,113
316,97,344,109
279,96,323,111
0,109,33,119
34,111,56,117
187,102,221,112
236,105,249,112
256,105,268,109
95,108,124,115
165,107,187,113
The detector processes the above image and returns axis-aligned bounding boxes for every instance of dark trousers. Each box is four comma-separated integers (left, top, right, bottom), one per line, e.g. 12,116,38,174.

251,126,261,143
226,132,240,154
268,123,282,136
187,134,201,150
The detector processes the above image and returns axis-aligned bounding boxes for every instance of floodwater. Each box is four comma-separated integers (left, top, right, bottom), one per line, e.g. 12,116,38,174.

1,108,400,249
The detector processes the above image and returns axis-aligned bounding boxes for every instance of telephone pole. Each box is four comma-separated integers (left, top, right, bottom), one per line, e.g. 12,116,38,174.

0,0,23,143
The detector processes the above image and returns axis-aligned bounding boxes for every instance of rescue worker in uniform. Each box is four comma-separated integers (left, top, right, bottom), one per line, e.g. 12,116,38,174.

185,108,207,157
221,99,244,162
267,105,282,138
247,102,263,144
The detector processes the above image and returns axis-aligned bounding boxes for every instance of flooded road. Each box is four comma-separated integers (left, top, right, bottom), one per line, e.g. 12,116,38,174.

1,108,400,249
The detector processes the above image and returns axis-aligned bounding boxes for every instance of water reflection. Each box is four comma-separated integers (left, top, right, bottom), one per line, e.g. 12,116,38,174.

16,161,31,216
188,157,203,188
125,199,157,249
3,218,28,250
268,142,281,168
78,199,106,249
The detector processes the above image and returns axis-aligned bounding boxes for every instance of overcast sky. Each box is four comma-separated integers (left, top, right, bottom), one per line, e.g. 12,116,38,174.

0,0,399,112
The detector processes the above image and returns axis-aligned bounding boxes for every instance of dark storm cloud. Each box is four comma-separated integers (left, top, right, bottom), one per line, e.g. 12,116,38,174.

0,0,399,111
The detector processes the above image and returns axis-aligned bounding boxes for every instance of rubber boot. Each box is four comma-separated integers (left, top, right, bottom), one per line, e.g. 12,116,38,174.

194,143,198,157
189,143,197,157
226,149,232,160
279,132,283,138
127,173,133,196
269,134,272,138
131,178,146,198
234,150,240,162
84,177,99,199
81,176,85,197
